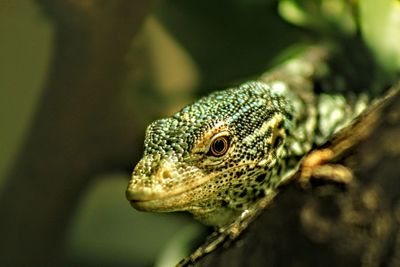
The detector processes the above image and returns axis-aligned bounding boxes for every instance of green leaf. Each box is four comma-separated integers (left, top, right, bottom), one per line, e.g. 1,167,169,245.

278,0,356,35
359,0,400,78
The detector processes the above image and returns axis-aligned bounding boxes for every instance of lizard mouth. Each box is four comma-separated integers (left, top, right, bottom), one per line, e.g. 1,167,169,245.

126,170,222,212
127,184,209,212
126,180,207,212
126,162,258,212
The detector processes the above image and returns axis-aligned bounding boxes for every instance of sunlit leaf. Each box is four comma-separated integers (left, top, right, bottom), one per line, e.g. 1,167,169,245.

279,0,356,35
359,0,400,78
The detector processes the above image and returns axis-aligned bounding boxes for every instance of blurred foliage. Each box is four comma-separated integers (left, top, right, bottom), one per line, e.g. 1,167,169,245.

0,0,399,266
359,0,400,82
279,0,400,88
155,0,303,90
279,0,357,35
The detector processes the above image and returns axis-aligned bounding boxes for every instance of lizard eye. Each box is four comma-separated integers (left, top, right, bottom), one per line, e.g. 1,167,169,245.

208,134,230,157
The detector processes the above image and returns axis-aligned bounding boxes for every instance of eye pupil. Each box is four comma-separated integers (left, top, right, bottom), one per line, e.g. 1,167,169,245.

210,136,229,157
214,139,225,152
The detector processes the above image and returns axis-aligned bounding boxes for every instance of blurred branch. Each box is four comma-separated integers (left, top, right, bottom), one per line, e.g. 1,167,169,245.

0,0,155,265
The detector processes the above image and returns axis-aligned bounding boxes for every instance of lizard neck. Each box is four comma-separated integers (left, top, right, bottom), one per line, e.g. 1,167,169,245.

267,80,317,157
313,92,369,145
266,80,369,187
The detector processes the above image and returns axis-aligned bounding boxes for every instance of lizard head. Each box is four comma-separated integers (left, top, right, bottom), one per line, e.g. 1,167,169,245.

126,81,295,225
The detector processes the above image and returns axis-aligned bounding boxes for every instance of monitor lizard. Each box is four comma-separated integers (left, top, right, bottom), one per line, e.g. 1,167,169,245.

126,47,368,227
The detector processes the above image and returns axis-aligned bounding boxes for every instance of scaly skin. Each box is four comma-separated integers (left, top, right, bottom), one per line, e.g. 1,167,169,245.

126,79,367,226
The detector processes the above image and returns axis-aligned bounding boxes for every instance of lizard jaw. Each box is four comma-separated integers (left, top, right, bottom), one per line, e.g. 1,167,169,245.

126,180,216,212
128,189,193,212
126,165,217,211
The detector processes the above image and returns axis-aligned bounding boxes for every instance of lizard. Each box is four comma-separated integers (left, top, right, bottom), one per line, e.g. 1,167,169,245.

125,47,369,227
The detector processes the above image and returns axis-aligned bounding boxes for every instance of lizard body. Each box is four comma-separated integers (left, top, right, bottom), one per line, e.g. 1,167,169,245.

126,76,367,226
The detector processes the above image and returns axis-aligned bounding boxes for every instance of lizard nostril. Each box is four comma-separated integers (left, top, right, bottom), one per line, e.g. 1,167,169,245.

162,170,172,179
